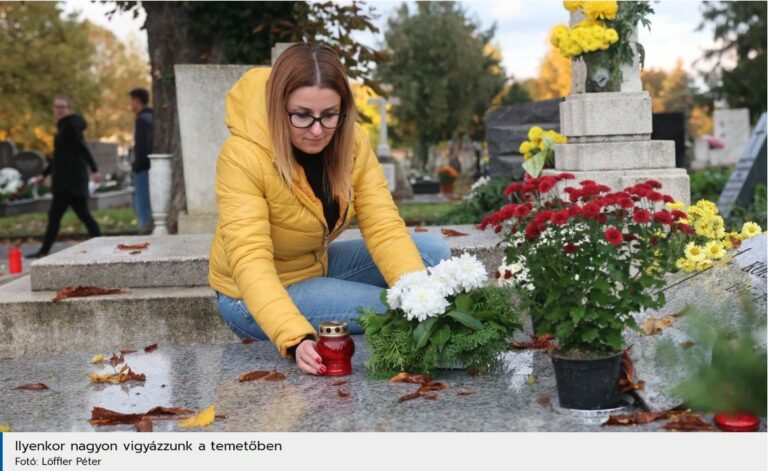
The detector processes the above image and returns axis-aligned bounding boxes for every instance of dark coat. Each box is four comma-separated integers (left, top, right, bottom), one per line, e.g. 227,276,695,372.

42,114,97,197
132,107,154,172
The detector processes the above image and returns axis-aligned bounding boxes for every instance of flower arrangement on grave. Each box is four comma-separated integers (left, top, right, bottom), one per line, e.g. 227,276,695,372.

552,1,654,92
518,126,568,178
436,165,459,194
0,167,24,203
481,174,695,409
671,199,763,273
359,254,521,377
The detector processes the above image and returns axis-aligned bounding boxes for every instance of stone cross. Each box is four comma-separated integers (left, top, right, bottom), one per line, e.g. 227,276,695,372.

367,95,401,158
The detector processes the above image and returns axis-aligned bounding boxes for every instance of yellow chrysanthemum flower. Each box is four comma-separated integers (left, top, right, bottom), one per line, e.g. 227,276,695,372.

695,199,719,214
696,259,713,271
694,219,714,239
723,231,742,248
666,201,686,211
704,240,726,260
684,242,706,262
519,141,534,155
676,258,696,273
741,222,762,239
604,28,619,44
583,1,618,20
528,126,544,142
563,1,585,12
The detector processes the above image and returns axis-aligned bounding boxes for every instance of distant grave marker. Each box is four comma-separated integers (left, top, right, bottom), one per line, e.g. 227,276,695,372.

12,150,47,181
0,141,16,169
716,113,767,218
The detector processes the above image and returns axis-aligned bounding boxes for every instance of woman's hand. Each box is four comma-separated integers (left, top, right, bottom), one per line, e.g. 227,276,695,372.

295,339,326,375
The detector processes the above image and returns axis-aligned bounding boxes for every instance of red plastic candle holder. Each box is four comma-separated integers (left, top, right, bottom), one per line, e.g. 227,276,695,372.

316,321,354,376
8,247,22,274
714,412,760,432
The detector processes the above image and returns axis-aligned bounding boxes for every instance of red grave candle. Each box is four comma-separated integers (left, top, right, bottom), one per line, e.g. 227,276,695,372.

316,321,355,376
8,247,22,274
714,412,760,432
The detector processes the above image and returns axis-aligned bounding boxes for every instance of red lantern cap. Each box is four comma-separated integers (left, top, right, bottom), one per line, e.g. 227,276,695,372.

714,412,760,432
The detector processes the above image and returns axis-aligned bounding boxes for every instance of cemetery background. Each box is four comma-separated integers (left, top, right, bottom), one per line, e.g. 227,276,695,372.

0,1,766,433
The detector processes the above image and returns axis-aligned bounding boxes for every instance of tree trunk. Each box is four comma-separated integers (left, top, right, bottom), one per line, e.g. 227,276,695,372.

143,2,202,233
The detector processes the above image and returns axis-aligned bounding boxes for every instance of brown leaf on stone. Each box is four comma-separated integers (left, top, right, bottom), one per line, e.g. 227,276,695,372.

241,337,255,344
417,382,448,394
107,353,125,367
263,371,286,382
397,391,422,403
120,349,137,355
510,334,557,350
440,228,468,237
331,380,349,386
135,417,153,432
337,388,350,398
679,341,696,350
52,286,127,302
90,365,145,384
13,383,48,391
238,370,270,382
602,411,670,426
143,343,158,353
129,250,142,255
423,393,438,400
618,347,645,394
117,243,150,251
535,396,551,407
663,415,716,432
414,226,428,232
389,372,432,384
456,391,475,396
640,315,675,336
90,406,194,426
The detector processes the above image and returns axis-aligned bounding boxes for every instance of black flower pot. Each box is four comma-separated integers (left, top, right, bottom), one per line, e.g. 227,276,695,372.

551,351,622,410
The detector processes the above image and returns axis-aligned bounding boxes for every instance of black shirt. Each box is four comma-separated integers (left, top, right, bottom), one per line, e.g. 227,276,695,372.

293,147,340,231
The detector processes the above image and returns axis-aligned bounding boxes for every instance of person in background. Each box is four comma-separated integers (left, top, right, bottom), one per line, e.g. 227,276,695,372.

129,87,154,235
27,95,101,259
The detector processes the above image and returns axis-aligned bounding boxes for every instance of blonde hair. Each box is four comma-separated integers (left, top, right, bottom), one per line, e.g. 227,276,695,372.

266,43,357,202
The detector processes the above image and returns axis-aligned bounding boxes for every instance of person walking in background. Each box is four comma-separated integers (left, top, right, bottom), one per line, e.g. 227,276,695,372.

27,95,101,259
129,88,154,235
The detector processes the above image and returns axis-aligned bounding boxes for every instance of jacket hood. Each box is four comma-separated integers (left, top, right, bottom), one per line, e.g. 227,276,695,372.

58,114,87,132
225,67,273,157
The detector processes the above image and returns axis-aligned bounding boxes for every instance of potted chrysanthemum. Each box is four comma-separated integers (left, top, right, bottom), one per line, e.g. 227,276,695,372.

359,254,521,376
437,165,459,195
482,174,696,409
518,126,568,178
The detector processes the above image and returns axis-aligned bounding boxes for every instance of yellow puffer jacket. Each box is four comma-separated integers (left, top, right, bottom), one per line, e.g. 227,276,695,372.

208,67,425,357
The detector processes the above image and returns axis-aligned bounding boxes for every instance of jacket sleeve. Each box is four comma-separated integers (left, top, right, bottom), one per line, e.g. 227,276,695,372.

64,125,97,173
352,127,425,286
132,114,153,172
215,139,316,357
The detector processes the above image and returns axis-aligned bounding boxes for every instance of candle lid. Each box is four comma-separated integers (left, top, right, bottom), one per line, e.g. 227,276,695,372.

714,412,760,432
318,321,349,337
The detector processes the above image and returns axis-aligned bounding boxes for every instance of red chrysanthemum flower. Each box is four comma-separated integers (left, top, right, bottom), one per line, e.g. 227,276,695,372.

567,205,582,217
515,204,533,218
525,223,540,239
558,172,575,180
677,223,694,235
604,227,623,246
563,243,579,254
503,182,523,196
653,210,674,225
504,270,513,279
552,210,570,225
494,270,501,279
617,198,634,209
582,202,601,219
671,210,687,221
538,177,557,194
662,195,675,203
633,208,651,223
580,180,597,187
494,225,502,233
646,191,664,202
522,182,536,194
646,179,662,189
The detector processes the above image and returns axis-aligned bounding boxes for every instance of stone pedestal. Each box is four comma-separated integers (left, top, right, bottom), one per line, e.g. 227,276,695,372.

545,91,690,204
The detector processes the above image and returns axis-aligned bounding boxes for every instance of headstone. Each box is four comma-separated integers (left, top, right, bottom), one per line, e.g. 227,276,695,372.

367,94,412,199
0,141,16,169
629,233,767,411
87,141,119,178
485,99,562,178
12,150,46,181
711,108,751,167
652,112,687,168
717,113,767,218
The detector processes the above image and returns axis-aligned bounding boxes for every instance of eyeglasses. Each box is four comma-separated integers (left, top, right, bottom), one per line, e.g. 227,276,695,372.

287,111,345,129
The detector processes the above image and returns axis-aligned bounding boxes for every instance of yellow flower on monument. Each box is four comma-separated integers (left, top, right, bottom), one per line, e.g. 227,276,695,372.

524,152,533,161
527,126,544,142
684,242,706,262
723,231,742,248
696,259,713,271
583,1,618,20
676,258,696,273
741,221,763,238
703,241,726,260
605,28,619,44
695,199,719,214
519,141,535,155
666,201,686,211
563,1,585,12
694,218,715,239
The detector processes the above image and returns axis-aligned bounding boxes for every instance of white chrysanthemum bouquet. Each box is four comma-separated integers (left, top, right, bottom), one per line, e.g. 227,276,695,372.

359,253,521,376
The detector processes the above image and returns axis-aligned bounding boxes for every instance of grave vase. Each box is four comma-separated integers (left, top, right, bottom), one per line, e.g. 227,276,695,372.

440,181,455,195
148,153,173,235
581,51,620,93
551,351,622,410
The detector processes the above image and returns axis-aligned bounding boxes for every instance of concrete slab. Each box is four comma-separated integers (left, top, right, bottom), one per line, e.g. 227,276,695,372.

554,140,676,171
0,336,709,433
560,92,652,139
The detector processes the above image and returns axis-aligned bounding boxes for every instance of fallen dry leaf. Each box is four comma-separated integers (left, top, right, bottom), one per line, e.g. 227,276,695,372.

238,371,270,382
397,391,422,403
53,286,127,303
91,354,105,364
679,341,696,349
390,372,432,384
135,417,153,432
440,228,469,237
423,393,438,400
456,391,475,396
331,380,349,386
414,226,428,232
107,353,125,367
117,243,150,251
337,388,350,398
536,396,551,407
13,383,48,391
510,334,557,350
618,347,645,394
129,250,142,255
603,411,670,426
417,382,448,394
263,371,286,382
664,414,716,432
177,405,216,429
640,315,676,336
90,365,146,384
90,406,194,426
241,337,254,344
143,343,158,353
120,349,137,355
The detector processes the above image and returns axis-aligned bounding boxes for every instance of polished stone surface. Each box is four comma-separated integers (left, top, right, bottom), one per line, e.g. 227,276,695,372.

0,335,731,433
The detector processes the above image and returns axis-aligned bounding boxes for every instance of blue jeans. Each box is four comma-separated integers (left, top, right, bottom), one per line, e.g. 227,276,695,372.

132,170,152,231
216,233,452,341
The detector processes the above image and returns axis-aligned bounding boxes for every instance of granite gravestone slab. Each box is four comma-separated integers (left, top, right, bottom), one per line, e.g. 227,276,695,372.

629,233,767,411
717,113,767,218
0,140,16,169
485,99,562,178
652,112,687,168
12,150,46,181
87,141,119,178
